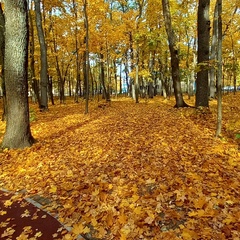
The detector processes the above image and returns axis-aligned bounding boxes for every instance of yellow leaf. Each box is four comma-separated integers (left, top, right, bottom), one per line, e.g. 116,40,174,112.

106,211,114,227
83,226,90,234
4,199,13,207
144,216,154,224
21,209,30,218
71,223,84,235
193,196,207,209
91,218,98,227
120,225,131,239
63,233,75,240
223,214,236,224
118,213,127,224
188,209,205,217
0,210,7,216
146,210,155,219
1,227,15,237
182,228,198,240
131,194,139,202
49,185,57,193
16,233,29,240
146,178,156,184
133,206,142,215
96,226,107,237
92,189,99,196
34,231,42,238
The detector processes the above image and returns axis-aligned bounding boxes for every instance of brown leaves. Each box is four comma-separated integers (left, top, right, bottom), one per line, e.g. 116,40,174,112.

0,96,240,239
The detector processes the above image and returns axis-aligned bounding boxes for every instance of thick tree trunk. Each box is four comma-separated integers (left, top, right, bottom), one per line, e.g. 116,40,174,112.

2,0,34,149
162,0,188,107
196,0,210,107
34,0,48,110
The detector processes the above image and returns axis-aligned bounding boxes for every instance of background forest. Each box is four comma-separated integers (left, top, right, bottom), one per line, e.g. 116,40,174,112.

0,0,239,105
0,0,240,239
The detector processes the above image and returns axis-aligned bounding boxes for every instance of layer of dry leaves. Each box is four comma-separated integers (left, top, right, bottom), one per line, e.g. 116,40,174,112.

0,94,240,240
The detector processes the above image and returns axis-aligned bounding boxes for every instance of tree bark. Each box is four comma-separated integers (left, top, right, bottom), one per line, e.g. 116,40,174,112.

209,2,218,99
0,3,6,121
83,0,90,114
34,0,48,110
216,0,222,137
29,1,41,106
2,0,34,149
99,52,109,101
162,0,188,107
196,0,210,107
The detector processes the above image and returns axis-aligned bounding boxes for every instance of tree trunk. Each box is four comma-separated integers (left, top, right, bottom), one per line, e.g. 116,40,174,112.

48,75,54,105
196,0,210,107
99,52,109,101
2,0,34,149
72,0,81,103
83,0,89,114
216,0,222,137
34,0,48,111
0,3,6,121
209,2,218,99
29,1,41,106
162,0,188,107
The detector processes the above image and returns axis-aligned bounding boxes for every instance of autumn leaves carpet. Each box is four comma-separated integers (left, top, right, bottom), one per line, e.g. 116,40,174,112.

0,96,240,239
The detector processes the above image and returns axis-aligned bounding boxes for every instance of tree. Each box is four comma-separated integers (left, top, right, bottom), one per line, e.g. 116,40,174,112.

209,2,218,99
216,0,222,137
34,0,48,111
2,0,34,149
0,3,5,121
161,0,188,107
83,0,90,114
195,0,210,107
29,1,41,106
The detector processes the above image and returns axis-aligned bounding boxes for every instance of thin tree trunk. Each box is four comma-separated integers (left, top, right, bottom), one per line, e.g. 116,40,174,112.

34,0,48,110
83,0,89,114
48,75,54,105
72,0,81,103
209,2,218,99
216,0,222,137
99,52,109,100
162,0,188,107
2,0,34,149
29,1,41,106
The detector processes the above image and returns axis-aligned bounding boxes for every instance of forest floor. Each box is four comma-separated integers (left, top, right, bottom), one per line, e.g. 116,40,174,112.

0,94,240,239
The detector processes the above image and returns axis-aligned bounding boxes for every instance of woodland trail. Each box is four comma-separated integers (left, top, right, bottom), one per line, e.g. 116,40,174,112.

0,96,240,239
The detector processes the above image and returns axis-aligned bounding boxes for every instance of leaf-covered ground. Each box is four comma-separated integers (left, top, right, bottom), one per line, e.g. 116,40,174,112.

0,95,240,239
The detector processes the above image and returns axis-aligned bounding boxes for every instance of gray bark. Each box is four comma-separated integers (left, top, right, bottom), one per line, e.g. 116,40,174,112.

196,0,210,107
2,0,34,149
34,0,48,110
209,2,218,99
0,3,6,121
216,0,222,137
83,0,90,114
162,0,188,107
29,1,41,106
